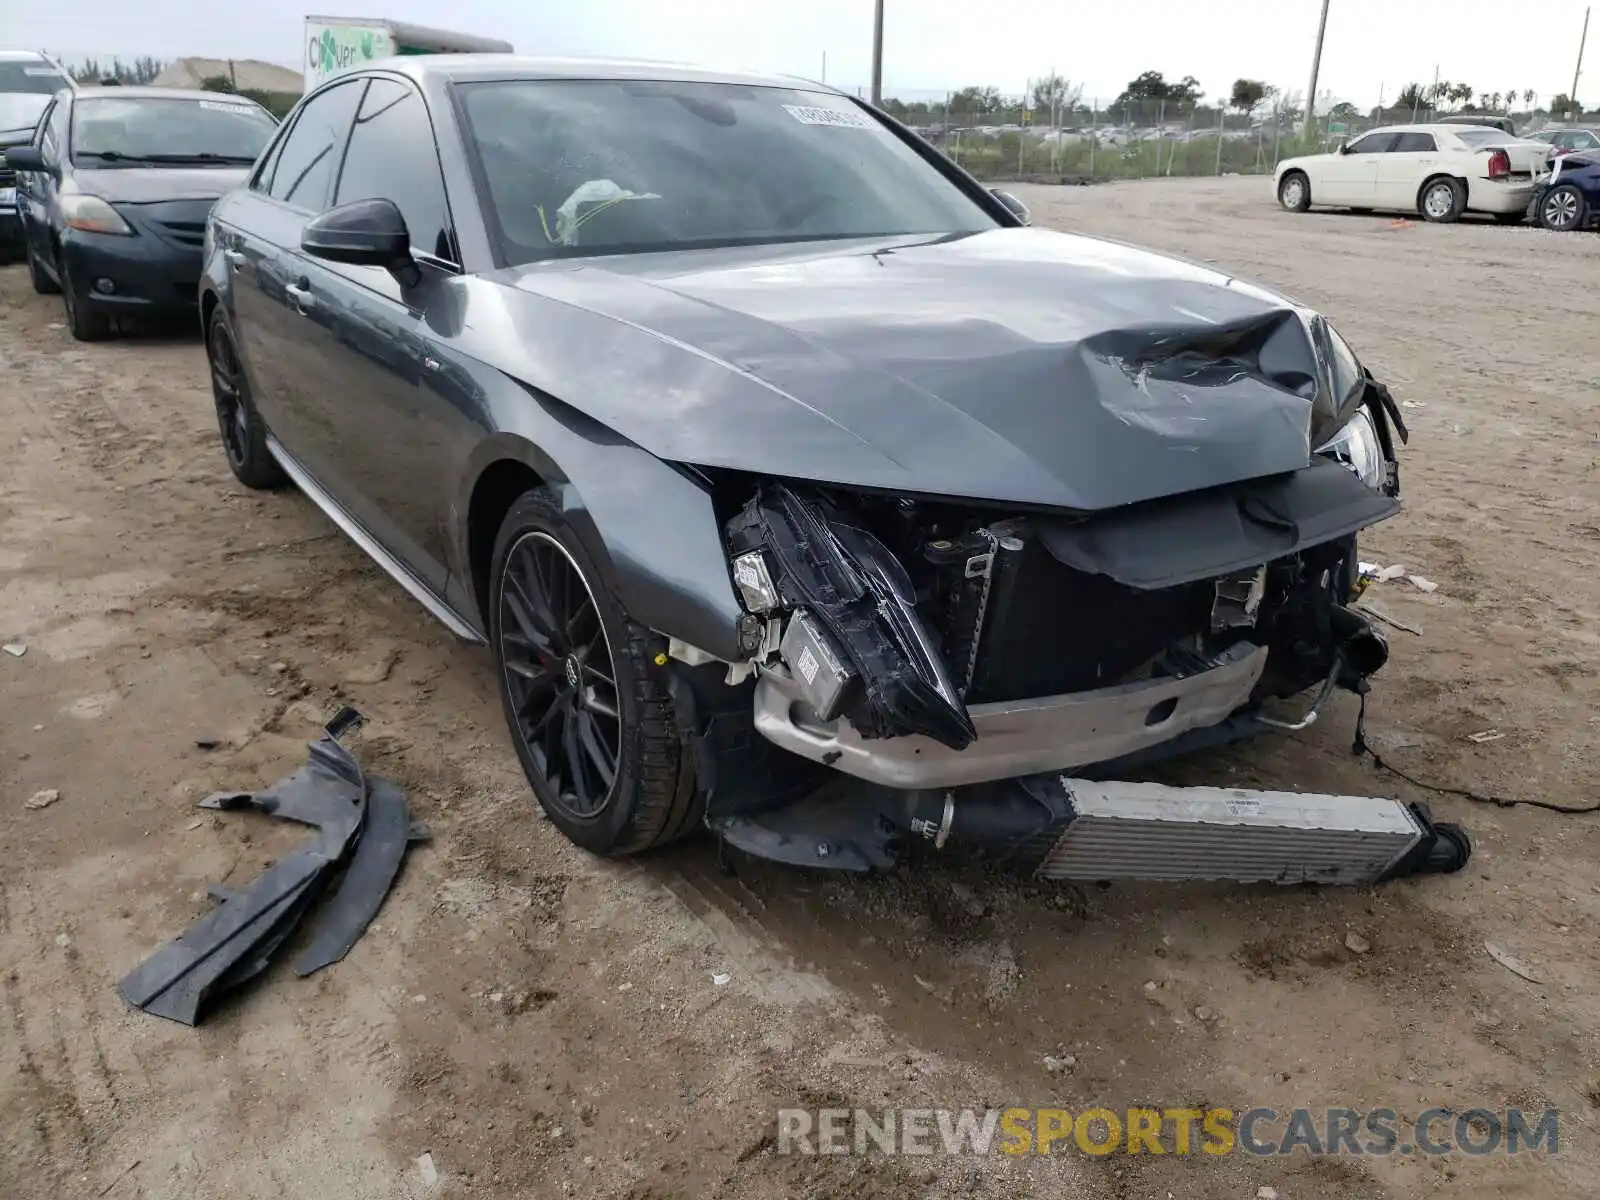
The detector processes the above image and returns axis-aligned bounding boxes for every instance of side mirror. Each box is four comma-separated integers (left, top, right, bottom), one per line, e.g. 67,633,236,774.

991,188,1031,225
1337,139,1351,155
302,198,419,285
4,145,48,173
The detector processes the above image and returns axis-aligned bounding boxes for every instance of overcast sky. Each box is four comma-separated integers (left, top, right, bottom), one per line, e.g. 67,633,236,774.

11,0,1593,107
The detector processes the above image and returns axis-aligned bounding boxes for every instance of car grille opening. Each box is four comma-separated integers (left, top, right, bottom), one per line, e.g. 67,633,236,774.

158,220,207,247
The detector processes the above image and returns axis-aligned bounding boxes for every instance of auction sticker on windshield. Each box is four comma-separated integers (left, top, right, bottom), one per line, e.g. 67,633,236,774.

783,105,877,129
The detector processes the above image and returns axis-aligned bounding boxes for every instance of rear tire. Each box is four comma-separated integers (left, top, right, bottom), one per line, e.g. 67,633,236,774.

1536,183,1587,232
206,309,287,490
1278,170,1311,213
1418,176,1467,223
26,243,60,295
489,488,701,856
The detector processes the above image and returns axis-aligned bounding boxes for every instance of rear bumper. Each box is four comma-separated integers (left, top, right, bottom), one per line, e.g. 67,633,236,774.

60,231,202,313
1467,178,1534,214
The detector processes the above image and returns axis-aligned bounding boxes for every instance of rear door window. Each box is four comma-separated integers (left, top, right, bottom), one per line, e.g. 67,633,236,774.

267,79,364,212
1391,132,1437,152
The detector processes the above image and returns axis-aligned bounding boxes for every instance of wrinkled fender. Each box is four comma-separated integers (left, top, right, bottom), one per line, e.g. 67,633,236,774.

451,381,745,663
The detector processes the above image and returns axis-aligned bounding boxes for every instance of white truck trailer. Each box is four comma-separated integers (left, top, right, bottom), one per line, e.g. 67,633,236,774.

304,16,513,91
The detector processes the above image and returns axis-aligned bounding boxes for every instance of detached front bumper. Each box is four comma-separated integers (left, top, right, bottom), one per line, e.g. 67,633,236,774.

755,642,1268,789
60,230,203,314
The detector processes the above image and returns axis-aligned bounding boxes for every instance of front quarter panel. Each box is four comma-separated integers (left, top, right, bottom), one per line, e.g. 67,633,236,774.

200,191,245,324
422,302,744,660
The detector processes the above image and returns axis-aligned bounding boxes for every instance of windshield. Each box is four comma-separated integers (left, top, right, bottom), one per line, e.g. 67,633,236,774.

0,61,71,96
456,79,999,264
0,93,52,137
70,96,277,163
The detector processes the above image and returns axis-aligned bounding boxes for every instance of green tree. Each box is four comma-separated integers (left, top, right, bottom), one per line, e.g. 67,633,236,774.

1031,73,1083,115
1396,82,1426,112
949,85,1002,115
1550,92,1576,118
1229,78,1267,114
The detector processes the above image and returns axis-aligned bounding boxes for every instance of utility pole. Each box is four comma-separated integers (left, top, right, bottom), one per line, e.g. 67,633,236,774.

1303,0,1332,132
870,0,884,106
1573,6,1590,112
821,51,827,85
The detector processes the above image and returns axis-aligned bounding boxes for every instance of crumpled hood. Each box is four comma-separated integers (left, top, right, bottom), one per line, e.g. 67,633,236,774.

68,165,249,204
496,227,1346,512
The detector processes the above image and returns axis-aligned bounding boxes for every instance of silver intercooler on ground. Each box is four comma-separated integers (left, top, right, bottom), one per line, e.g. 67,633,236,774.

1036,779,1438,885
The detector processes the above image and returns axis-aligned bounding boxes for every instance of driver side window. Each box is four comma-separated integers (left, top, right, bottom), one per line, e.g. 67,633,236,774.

40,97,66,163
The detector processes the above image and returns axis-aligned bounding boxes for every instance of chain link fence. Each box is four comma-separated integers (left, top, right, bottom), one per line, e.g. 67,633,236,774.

875,86,1546,183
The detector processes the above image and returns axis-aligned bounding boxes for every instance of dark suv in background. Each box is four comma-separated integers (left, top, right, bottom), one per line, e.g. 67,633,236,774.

6,86,277,339
0,51,75,259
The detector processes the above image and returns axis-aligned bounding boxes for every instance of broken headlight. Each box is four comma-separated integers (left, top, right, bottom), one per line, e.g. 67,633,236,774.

731,550,780,613
1316,409,1385,491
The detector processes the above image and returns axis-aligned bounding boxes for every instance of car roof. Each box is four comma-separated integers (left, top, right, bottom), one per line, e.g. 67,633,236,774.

343,53,830,93
68,85,268,103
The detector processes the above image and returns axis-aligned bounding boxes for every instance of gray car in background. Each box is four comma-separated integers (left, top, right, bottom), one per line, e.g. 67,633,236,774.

0,50,74,258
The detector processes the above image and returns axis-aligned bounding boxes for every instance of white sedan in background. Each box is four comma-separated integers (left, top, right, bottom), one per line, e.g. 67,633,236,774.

1274,124,1550,223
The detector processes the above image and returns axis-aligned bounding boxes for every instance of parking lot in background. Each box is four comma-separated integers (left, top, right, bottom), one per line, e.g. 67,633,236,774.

2,174,1598,1200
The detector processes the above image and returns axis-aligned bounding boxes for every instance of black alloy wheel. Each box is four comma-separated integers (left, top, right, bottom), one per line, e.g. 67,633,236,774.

207,313,286,489
488,488,700,856
498,529,623,823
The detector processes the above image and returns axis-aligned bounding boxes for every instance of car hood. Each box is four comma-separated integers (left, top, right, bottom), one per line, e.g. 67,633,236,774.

66,165,250,204
490,228,1354,512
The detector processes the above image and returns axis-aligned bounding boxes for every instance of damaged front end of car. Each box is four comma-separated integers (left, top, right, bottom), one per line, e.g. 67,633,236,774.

668,317,1468,886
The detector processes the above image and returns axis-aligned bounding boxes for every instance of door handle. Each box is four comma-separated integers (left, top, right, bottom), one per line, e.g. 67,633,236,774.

284,280,314,313
223,249,246,267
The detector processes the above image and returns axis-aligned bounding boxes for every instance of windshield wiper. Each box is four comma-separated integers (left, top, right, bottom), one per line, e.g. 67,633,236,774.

79,150,154,163
137,152,259,165
80,151,257,165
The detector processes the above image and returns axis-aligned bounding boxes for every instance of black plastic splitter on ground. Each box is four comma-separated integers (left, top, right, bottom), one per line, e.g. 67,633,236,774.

116,707,427,1026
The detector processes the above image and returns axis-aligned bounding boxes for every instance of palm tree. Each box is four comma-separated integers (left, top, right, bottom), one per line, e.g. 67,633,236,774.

1524,88,1536,109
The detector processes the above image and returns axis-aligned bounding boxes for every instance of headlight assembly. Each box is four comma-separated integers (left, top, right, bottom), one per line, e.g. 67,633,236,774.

61,195,134,236
1316,408,1386,490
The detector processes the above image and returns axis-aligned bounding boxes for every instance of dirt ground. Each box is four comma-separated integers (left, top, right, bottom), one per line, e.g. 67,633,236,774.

3,175,1599,1200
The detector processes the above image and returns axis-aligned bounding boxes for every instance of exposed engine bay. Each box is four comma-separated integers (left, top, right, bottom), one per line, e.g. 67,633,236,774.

670,374,1469,884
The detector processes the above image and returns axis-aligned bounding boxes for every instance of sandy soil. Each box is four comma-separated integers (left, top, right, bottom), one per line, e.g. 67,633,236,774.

3,176,1599,1200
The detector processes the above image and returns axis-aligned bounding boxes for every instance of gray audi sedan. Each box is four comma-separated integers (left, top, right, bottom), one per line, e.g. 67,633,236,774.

200,56,1420,878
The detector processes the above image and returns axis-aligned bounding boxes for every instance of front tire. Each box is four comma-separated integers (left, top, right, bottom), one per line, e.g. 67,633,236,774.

490,488,700,855
1418,176,1466,223
26,243,60,295
1278,170,1311,213
207,309,287,490
60,258,110,341
1537,183,1587,231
